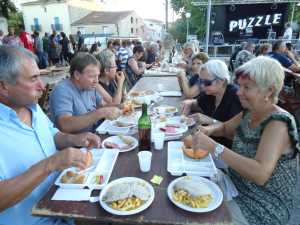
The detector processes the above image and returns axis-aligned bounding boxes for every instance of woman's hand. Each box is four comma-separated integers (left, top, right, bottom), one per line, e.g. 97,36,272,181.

181,99,195,115
176,71,186,80
196,125,216,136
192,130,217,153
116,71,125,86
189,113,215,125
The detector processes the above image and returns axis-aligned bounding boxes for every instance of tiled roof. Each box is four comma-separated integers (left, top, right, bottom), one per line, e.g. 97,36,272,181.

144,19,164,24
72,10,134,25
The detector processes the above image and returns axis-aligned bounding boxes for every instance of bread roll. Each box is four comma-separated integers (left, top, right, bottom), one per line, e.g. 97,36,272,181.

182,146,208,159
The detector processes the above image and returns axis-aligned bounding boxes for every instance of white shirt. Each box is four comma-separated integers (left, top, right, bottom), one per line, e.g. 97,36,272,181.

283,27,293,43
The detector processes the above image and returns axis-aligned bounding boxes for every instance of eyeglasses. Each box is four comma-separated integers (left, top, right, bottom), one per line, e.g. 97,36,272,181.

198,77,218,87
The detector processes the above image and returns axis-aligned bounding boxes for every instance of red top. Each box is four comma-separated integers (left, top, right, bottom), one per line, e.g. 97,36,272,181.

19,31,34,52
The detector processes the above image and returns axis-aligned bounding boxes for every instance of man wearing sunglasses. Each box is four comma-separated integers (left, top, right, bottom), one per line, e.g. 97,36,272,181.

181,59,242,149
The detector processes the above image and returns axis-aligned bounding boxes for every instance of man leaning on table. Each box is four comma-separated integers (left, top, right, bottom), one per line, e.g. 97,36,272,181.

0,46,101,225
49,52,121,133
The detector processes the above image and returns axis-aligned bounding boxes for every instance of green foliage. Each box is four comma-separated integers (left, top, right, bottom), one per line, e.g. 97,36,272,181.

168,19,186,43
288,2,299,22
7,12,24,30
170,0,206,43
0,0,17,19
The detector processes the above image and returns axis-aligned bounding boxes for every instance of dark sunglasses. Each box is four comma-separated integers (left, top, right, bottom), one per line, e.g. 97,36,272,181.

198,77,218,87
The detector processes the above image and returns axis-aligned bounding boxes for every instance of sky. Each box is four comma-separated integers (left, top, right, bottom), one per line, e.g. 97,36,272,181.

104,0,178,22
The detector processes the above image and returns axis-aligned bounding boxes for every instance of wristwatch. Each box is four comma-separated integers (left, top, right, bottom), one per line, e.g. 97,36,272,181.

214,143,225,160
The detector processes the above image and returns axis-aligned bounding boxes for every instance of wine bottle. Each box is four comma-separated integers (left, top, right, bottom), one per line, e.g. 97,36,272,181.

138,103,151,151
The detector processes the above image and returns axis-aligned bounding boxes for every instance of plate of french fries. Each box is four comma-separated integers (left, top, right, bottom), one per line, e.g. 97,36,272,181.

167,176,223,213
99,177,155,215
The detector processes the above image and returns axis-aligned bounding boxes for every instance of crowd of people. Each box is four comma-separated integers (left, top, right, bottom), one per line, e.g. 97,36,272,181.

0,24,300,225
0,26,97,69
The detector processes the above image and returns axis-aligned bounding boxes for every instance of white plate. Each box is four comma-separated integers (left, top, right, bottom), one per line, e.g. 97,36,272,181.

168,116,196,127
167,176,223,213
102,135,138,152
155,122,188,136
154,105,178,115
113,112,141,128
99,177,155,216
128,90,160,104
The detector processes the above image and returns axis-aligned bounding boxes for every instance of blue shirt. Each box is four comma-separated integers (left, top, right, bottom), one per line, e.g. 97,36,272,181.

268,51,293,68
49,79,102,133
0,103,72,225
117,47,129,70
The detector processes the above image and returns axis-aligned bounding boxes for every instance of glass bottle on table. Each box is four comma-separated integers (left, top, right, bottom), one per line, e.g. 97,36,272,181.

138,103,151,151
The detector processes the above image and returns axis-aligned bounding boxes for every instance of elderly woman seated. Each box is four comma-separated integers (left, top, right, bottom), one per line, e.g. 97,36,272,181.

181,59,242,147
177,52,209,98
145,42,160,65
191,56,299,225
176,42,195,73
95,49,125,106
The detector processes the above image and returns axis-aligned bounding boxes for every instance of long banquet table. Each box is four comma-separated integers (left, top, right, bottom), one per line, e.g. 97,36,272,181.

32,76,232,225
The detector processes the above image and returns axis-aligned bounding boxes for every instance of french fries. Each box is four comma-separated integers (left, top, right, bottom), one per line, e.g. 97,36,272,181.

109,197,143,211
173,189,212,208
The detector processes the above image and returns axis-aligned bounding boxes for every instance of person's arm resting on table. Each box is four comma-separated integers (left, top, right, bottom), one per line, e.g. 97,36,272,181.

196,115,292,186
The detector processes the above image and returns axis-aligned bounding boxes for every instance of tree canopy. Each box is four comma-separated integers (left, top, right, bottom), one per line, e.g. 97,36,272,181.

169,0,206,43
0,0,17,19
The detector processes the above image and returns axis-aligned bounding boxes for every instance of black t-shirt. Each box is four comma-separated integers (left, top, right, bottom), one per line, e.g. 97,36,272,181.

196,84,243,147
197,84,242,122
188,74,199,86
99,80,116,97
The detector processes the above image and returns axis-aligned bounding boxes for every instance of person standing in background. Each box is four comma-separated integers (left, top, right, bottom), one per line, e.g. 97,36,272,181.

0,30,4,45
60,32,70,65
19,25,34,52
76,31,84,51
117,41,129,72
283,22,293,44
42,32,50,65
2,27,23,47
69,34,76,54
33,31,47,69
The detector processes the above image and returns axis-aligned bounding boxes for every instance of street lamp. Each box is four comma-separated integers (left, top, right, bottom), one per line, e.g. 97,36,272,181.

185,12,191,43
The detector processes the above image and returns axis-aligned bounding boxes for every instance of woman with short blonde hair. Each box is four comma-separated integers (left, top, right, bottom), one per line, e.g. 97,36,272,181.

191,56,299,225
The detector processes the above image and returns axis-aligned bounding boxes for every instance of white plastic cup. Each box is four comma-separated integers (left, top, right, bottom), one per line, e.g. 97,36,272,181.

153,132,165,150
137,151,152,172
